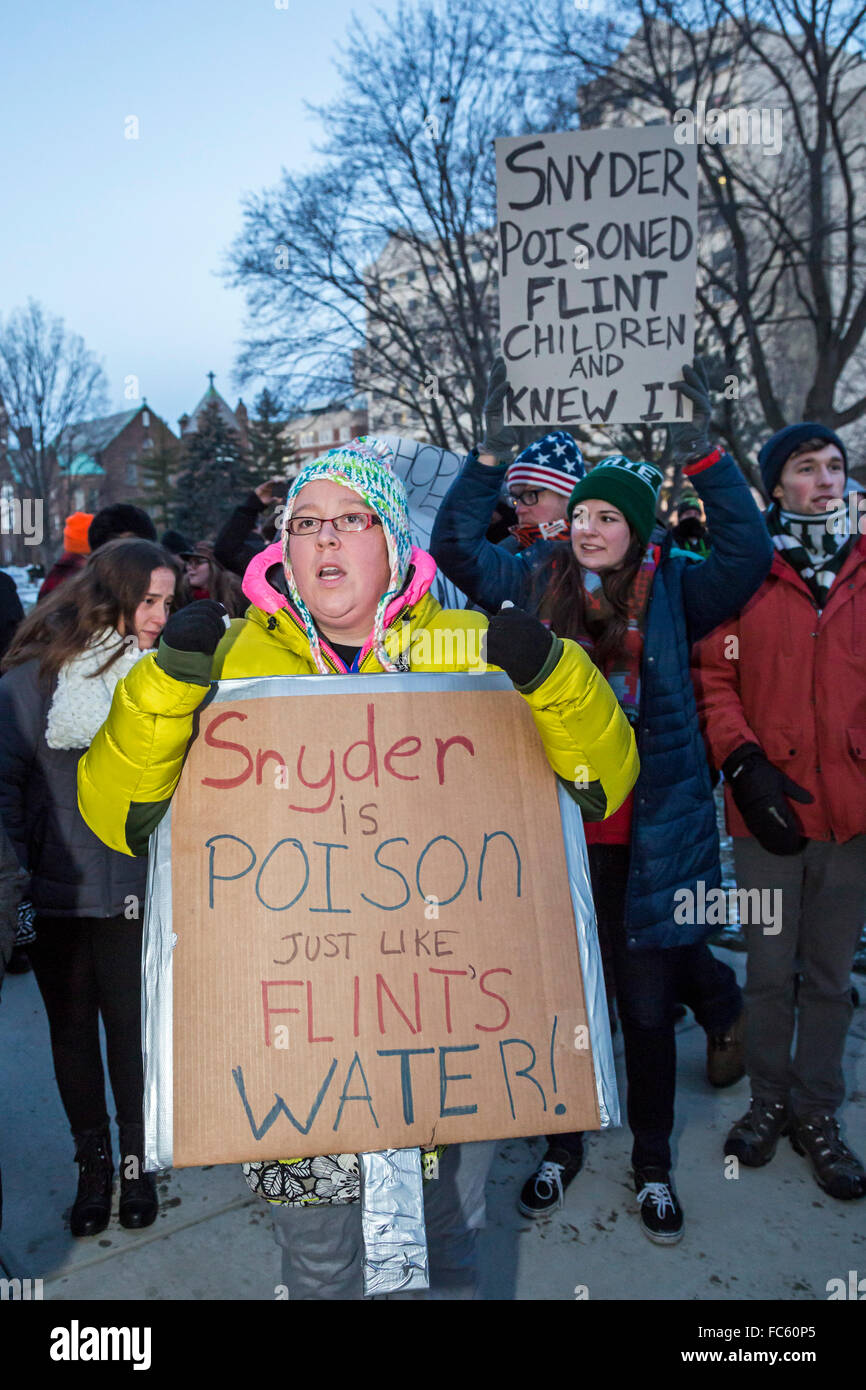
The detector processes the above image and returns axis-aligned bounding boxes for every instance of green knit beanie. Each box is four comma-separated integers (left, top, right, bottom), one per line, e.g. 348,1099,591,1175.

567,455,664,544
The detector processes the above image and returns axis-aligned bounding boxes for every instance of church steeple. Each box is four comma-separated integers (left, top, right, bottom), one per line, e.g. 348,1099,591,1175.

181,372,245,437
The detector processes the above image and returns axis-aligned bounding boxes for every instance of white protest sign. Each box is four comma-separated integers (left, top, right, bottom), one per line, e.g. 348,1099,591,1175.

379,436,468,610
496,126,698,426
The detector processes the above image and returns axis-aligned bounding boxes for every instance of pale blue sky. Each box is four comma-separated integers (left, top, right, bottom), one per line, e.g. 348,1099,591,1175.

0,0,399,432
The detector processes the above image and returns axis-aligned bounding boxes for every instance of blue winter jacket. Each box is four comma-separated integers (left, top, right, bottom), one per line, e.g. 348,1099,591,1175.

430,449,774,949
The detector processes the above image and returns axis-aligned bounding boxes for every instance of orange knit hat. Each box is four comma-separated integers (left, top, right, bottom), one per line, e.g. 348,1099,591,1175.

63,512,94,555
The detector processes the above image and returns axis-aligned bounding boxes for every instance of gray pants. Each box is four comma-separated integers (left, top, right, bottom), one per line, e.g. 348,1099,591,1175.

271,1140,497,1300
733,834,866,1118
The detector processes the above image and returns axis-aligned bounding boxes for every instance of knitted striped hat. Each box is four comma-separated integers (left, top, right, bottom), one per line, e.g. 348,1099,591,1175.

281,436,412,674
506,432,585,498
567,455,664,544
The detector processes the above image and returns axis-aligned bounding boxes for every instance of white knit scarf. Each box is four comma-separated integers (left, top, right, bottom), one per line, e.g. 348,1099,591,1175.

45,628,146,750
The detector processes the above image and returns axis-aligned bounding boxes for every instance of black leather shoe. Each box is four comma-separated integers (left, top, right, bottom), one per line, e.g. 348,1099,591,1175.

118,1124,159,1229
70,1129,114,1237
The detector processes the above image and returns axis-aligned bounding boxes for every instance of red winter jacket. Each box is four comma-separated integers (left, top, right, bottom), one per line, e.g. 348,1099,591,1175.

692,533,866,844
37,551,86,601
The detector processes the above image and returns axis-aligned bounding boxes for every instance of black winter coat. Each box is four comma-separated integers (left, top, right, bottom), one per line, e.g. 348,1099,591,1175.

431,448,774,949
213,490,267,578
0,659,147,917
0,573,24,661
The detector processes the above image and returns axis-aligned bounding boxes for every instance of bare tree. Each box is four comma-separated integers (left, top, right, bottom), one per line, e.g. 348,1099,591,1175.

225,0,545,452
0,300,109,557
515,0,866,474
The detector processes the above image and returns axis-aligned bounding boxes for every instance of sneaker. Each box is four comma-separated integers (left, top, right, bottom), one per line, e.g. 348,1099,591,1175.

789,1113,866,1201
725,1096,789,1167
517,1142,583,1218
634,1167,684,1245
706,1008,746,1088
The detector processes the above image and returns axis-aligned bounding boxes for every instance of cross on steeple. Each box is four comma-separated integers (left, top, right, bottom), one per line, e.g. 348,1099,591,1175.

207,371,216,389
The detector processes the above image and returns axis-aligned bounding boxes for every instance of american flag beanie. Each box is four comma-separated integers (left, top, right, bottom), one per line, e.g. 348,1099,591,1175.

505,431,585,498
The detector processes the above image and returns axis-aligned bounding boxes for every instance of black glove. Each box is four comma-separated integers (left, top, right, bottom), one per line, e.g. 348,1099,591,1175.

479,357,519,462
722,744,814,856
668,359,713,464
160,600,230,654
484,604,557,687
156,601,230,684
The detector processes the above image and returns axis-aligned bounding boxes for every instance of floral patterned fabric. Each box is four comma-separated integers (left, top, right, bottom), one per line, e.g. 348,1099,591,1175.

243,1146,445,1207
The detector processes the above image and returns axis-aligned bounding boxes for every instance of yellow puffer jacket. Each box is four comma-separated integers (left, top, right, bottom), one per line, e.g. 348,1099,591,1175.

78,546,637,854
77,544,637,1207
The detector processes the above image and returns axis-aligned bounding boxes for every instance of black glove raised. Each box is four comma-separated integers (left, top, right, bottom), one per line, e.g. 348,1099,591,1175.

668,359,713,464
722,743,814,856
479,357,519,462
160,599,230,655
484,604,557,688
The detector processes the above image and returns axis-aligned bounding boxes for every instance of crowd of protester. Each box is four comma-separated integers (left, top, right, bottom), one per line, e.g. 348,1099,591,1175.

0,358,863,1296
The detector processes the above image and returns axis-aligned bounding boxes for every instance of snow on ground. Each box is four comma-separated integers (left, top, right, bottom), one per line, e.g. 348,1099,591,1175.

2,565,41,611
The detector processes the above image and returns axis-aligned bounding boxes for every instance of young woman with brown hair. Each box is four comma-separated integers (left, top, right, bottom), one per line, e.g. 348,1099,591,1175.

0,538,178,1238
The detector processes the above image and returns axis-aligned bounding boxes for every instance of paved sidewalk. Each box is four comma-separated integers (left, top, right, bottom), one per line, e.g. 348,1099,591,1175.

1,947,863,1301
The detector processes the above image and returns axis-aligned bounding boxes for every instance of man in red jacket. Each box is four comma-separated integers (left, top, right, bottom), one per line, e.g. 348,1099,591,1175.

693,422,866,1201
37,512,92,600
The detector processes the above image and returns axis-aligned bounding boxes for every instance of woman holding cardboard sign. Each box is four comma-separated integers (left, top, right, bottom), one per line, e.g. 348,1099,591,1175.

77,438,637,1300
431,360,773,1244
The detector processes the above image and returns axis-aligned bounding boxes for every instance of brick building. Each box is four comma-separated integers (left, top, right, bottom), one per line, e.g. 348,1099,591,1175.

54,403,178,514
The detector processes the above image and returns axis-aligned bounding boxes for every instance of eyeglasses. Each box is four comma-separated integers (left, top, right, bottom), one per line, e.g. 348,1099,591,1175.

508,489,541,508
287,512,383,537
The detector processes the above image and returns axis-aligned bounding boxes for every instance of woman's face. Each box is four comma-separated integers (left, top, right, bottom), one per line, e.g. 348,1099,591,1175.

287,479,391,645
130,567,176,649
185,555,210,590
570,499,633,572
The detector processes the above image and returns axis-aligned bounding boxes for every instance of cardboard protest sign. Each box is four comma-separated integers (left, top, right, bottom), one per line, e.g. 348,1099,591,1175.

143,674,616,1168
496,126,698,426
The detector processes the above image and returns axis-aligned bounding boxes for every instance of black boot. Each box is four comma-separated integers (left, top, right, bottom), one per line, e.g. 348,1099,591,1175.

70,1128,114,1237
789,1113,866,1201
118,1123,158,1230
724,1096,789,1167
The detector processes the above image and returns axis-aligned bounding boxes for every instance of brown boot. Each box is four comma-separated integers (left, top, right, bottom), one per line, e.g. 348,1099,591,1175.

706,1009,746,1088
